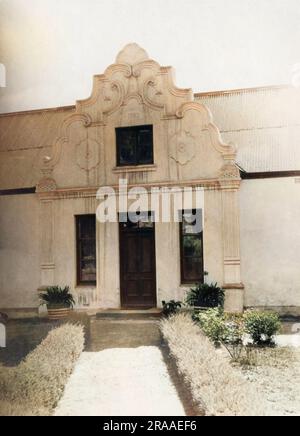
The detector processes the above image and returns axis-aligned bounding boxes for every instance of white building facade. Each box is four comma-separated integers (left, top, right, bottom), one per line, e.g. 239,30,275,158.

0,44,299,317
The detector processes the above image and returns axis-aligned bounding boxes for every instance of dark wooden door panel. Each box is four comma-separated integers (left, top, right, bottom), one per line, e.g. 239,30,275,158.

120,221,157,308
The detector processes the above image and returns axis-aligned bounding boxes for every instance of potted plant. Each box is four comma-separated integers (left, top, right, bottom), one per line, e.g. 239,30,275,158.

39,286,75,320
186,282,225,309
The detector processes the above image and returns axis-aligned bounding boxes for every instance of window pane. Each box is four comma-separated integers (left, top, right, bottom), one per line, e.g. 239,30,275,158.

81,260,97,282
117,128,137,166
180,209,204,283
76,215,96,285
182,257,203,282
81,240,96,259
183,235,202,257
79,216,95,239
137,127,153,164
116,125,153,166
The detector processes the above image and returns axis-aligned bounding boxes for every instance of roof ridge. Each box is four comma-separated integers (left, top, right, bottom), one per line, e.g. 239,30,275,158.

0,85,293,117
0,105,75,118
195,84,292,98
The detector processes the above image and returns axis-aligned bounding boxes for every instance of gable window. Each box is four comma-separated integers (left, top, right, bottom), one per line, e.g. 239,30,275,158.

116,125,153,166
76,215,96,286
180,210,204,284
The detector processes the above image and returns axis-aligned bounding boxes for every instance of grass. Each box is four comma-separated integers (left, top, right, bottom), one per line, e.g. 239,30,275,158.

161,313,267,416
0,323,84,416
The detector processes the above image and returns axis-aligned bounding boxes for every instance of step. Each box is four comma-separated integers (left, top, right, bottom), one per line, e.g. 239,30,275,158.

96,309,162,320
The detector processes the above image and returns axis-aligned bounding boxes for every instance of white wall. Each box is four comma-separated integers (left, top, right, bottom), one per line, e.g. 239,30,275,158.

0,195,40,308
240,178,300,308
0,0,299,113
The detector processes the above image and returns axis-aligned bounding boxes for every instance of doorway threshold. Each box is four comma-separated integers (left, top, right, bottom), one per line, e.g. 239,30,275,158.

96,308,162,320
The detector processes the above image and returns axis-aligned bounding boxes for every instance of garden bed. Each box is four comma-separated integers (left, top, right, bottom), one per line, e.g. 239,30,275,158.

236,346,300,416
161,313,300,416
161,314,266,416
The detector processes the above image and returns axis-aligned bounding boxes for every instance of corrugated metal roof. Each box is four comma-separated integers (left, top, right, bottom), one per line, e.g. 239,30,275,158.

0,107,75,189
196,86,300,172
0,106,74,152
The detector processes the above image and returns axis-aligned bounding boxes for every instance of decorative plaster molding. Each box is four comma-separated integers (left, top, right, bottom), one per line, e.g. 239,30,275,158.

36,177,57,193
176,101,237,160
112,164,157,174
170,130,196,165
76,138,101,172
219,163,241,180
116,43,149,65
42,113,92,171
37,178,223,200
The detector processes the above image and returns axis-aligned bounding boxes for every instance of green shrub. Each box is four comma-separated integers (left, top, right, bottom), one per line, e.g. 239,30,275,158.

243,310,281,346
194,308,227,345
223,313,244,344
222,314,244,360
162,300,182,318
39,286,75,309
186,282,225,308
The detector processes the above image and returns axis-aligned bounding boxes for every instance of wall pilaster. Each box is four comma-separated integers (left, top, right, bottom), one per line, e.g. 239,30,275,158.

220,165,244,312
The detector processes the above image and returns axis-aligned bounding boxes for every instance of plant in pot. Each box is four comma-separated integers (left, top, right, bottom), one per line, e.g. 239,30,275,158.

186,282,225,309
39,286,75,320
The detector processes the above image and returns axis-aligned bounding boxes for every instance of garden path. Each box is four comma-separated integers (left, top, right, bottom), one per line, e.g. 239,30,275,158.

55,317,194,416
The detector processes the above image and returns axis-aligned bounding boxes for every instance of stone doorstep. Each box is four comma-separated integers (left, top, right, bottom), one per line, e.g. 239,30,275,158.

0,307,163,320
95,308,163,320
0,308,39,320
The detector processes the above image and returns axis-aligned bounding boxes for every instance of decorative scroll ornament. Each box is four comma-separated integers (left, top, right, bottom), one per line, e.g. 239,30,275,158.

142,78,164,109
76,138,100,172
170,130,196,165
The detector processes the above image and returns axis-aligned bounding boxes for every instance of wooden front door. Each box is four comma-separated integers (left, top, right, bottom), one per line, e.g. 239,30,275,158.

119,215,157,308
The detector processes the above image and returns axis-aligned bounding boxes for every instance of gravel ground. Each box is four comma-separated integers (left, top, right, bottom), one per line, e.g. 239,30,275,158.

55,346,186,416
238,346,300,416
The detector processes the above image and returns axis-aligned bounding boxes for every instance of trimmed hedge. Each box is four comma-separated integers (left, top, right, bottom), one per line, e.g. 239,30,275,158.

161,314,268,416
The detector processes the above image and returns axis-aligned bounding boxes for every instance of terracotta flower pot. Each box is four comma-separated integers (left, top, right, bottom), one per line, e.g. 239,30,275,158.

47,306,71,320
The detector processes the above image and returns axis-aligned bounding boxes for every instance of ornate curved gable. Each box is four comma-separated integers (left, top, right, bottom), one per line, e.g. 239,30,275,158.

39,43,238,191
76,42,193,123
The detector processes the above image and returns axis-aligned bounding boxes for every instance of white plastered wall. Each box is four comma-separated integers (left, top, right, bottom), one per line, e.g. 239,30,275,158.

240,177,300,308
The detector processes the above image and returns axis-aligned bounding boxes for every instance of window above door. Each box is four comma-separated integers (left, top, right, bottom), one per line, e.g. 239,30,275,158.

116,125,154,167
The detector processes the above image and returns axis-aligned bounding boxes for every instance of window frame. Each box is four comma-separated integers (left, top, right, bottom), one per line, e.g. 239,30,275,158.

179,210,204,285
76,214,97,287
116,124,154,167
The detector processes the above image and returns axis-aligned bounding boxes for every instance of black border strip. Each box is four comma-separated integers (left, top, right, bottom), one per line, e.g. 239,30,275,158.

241,170,300,180
0,187,36,196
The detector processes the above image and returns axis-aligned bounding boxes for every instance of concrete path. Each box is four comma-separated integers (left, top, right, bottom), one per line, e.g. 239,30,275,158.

55,319,186,416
